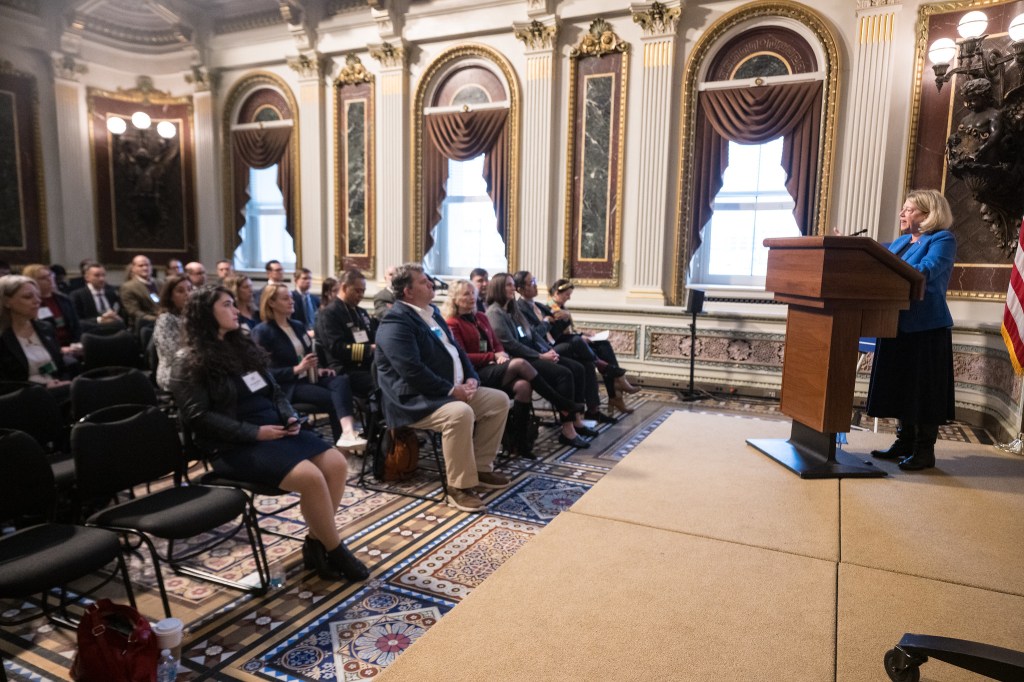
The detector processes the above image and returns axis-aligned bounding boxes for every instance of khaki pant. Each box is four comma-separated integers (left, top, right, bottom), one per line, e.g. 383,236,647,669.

408,386,510,489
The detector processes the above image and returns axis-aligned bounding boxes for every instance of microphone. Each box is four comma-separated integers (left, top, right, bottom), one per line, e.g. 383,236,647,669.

850,229,869,236
426,273,449,291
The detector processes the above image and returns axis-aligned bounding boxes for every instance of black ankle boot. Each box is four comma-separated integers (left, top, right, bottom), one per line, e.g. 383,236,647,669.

325,542,370,581
871,422,916,459
301,536,320,570
509,401,536,458
899,424,937,470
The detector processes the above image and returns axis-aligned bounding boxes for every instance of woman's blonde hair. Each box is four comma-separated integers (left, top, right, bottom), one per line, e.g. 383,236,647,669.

905,189,953,233
222,274,251,304
259,281,291,321
0,275,37,331
21,263,49,281
441,279,474,319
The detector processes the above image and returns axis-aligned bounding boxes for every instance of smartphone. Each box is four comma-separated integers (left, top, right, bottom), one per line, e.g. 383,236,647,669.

292,414,309,426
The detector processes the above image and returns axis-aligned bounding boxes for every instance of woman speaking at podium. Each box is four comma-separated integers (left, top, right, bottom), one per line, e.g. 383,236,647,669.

866,189,956,471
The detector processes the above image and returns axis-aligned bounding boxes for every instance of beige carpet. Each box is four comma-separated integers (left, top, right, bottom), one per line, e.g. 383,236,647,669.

570,412,840,561
837,563,1024,681
379,511,837,681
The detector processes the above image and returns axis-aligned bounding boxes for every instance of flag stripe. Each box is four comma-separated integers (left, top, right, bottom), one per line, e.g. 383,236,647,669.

1002,218,1024,374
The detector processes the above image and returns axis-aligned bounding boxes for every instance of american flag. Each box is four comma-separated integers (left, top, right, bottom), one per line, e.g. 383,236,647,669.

1001,218,1024,374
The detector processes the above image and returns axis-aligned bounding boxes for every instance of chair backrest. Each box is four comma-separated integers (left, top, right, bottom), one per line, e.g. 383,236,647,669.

0,429,57,525
71,366,158,420
0,381,66,449
81,330,141,370
71,404,183,499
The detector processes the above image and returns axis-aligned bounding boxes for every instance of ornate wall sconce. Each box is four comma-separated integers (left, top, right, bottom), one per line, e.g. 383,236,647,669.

928,10,1024,256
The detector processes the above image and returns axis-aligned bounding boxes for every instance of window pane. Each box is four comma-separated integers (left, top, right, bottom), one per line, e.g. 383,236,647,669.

234,165,295,271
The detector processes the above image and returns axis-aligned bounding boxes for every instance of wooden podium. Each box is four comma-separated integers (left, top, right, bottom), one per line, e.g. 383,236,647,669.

747,236,925,479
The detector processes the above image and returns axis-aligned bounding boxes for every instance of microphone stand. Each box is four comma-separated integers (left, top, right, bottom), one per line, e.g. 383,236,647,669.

679,304,705,402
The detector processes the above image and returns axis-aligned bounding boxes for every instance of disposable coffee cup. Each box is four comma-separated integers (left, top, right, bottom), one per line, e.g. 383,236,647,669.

153,617,184,660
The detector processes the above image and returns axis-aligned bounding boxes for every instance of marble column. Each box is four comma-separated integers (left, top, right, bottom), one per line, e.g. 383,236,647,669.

287,53,330,275
186,65,222,264
370,41,408,275
513,17,558,284
834,0,902,239
51,53,94,266
627,1,681,303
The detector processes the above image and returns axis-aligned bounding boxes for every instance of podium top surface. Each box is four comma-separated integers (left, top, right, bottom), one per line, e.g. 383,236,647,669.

763,236,926,302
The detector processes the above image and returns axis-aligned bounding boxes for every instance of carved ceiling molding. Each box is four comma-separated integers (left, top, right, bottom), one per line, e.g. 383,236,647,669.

569,18,629,58
185,64,218,93
631,1,682,37
369,41,406,69
336,53,373,85
513,18,558,50
280,1,318,52
51,52,88,81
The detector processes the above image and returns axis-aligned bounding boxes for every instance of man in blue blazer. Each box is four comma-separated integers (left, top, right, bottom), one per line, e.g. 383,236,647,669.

291,267,320,331
375,264,511,513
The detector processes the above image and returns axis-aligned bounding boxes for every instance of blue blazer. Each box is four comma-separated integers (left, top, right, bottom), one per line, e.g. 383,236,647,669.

375,301,480,428
291,290,320,330
252,319,313,368
888,230,956,333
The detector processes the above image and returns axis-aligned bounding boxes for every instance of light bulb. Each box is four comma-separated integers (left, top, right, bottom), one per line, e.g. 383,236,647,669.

1009,13,1024,42
156,121,177,139
928,38,957,66
957,10,988,39
106,116,127,135
131,111,151,130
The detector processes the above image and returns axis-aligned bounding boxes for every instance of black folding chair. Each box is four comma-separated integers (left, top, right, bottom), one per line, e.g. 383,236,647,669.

71,404,269,617
71,366,158,421
0,382,75,495
81,330,141,370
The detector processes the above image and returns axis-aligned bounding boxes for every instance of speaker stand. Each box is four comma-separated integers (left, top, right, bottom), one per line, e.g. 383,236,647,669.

678,306,705,402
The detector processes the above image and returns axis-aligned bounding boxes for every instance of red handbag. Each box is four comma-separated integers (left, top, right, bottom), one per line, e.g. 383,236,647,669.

70,599,160,682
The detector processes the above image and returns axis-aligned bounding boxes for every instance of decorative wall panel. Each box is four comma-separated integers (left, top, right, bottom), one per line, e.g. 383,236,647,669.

647,326,785,369
87,85,195,265
0,62,46,265
334,55,376,277
563,19,629,287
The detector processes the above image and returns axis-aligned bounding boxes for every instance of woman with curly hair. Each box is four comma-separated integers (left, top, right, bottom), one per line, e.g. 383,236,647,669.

170,285,368,582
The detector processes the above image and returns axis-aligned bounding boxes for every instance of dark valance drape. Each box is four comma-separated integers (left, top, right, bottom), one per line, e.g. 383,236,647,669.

422,108,509,255
689,81,823,258
231,126,295,249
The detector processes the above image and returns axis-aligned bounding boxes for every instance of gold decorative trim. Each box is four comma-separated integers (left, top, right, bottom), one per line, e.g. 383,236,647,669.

220,72,302,266
513,19,559,50
562,34,630,287
631,1,682,37
88,76,184,106
286,53,326,80
337,53,374,85
333,65,377,278
369,42,406,69
672,1,841,306
570,18,630,58
410,44,521,271
0,60,48,263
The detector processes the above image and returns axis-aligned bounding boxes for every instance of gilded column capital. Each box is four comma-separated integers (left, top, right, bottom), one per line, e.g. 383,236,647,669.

369,41,407,70
513,18,558,51
570,18,629,59
185,64,218,93
287,52,326,80
631,1,681,38
51,52,87,81
336,54,374,85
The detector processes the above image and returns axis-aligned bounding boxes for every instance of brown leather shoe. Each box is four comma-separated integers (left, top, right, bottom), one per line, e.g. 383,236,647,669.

448,488,486,512
608,395,634,414
476,471,511,489
615,376,640,394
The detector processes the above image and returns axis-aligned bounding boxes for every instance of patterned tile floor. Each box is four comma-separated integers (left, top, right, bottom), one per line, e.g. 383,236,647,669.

0,389,999,681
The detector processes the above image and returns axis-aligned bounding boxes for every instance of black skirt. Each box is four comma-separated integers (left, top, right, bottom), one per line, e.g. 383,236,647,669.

865,327,955,424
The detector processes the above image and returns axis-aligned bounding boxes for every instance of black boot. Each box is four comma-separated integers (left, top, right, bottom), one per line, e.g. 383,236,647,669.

871,421,916,460
325,542,370,581
304,537,370,581
899,423,937,471
509,401,537,459
530,373,578,413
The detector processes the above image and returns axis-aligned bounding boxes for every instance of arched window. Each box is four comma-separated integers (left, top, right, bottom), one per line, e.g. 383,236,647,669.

222,75,300,272
675,6,839,298
413,46,520,277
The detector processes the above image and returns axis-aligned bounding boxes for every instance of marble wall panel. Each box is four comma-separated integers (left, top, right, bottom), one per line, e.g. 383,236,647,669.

0,66,46,264
335,79,375,275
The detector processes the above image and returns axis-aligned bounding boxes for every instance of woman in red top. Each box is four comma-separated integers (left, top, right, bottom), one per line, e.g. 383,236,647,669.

443,279,572,458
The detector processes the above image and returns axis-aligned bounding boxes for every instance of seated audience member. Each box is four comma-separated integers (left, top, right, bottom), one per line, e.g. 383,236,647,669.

70,262,124,331
171,285,368,581
0,275,72,401
152,275,192,391
469,268,489,313
320,277,339,311
375,264,511,512
371,266,397,321
256,259,286,305
253,283,367,450
291,267,319,332
66,258,96,292
215,259,234,283
516,272,634,416
185,261,208,288
50,264,71,294
223,274,260,331
486,273,596,448
317,270,375,397
443,279,573,458
23,263,81,346
165,258,184,280
120,254,160,328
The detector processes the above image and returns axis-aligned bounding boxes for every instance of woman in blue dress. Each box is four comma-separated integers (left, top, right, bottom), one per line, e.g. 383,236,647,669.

171,285,368,581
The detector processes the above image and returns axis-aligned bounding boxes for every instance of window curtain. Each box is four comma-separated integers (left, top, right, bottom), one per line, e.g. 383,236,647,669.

422,108,508,255
689,81,822,258
231,126,294,250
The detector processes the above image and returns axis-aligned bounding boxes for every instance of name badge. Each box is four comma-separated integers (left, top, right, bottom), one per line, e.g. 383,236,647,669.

241,371,268,393
37,307,54,320
353,330,369,343
516,325,526,338
479,339,489,352
39,361,57,376
431,328,444,341
149,292,160,303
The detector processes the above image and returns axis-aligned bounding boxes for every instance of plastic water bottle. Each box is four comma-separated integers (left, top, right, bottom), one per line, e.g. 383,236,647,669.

157,648,177,681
